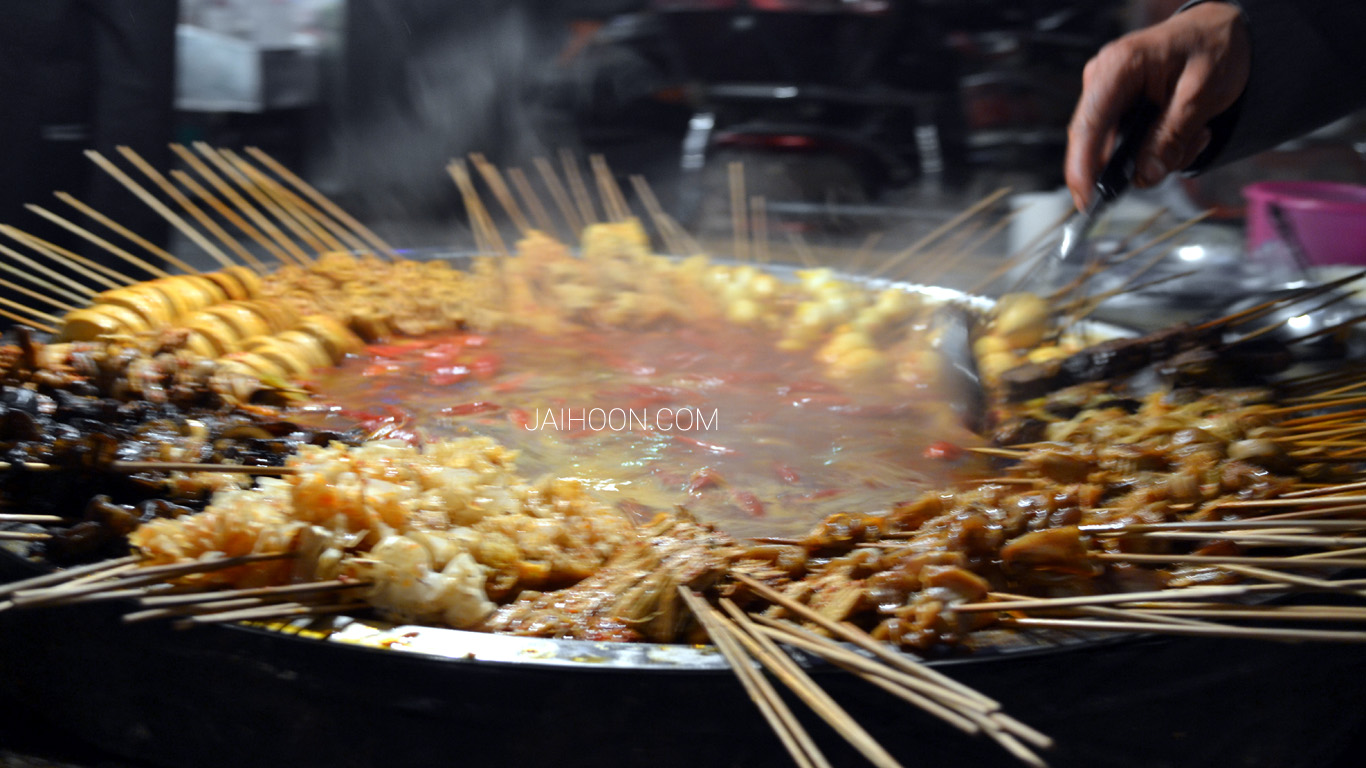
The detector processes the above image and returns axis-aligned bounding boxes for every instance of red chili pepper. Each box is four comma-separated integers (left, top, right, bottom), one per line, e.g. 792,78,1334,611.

362,362,405,377
686,466,725,494
422,343,465,361
790,394,853,408
923,441,963,461
733,490,766,517
779,379,841,394
724,371,783,385
774,463,801,484
470,353,501,378
338,408,382,423
440,401,501,417
492,372,533,394
426,365,470,387
800,488,845,500
366,343,423,357
672,435,736,455
827,403,915,418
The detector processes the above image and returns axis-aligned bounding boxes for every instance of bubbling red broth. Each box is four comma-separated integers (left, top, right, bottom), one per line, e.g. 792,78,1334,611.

299,318,987,539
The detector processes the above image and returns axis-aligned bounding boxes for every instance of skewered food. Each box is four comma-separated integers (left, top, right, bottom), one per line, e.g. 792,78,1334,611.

130,438,638,628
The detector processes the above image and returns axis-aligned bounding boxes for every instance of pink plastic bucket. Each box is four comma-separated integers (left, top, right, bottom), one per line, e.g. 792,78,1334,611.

1244,181,1366,265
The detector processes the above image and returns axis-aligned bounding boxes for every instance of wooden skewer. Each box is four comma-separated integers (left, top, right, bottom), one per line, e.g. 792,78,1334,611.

955,580,1366,614
12,214,137,287
784,229,818,269
728,607,1053,768
0,514,64,524
507,167,558,237
448,160,508,258
177,600,360,627
845,232,884,275
85,149,239,270
742,614,1049,767
1197,268,1366,334
1082,519,1366,532
1092,552,1366,569
560,149,599,228
1287,309,1366,346
968,208,1073,296
1224,504,1366,522
0,276,76,312
191,143,314,265
677,589,832,768
1284,480,1366,499
116,461,298,475
1281,423,1366,440
1112,206,1169,252
871,187,1012,279
138,579,369,608
730,573,1046,748
751,195,770,265
729,161,749,262
988,591,1212,630
967,446,1028,459
918,209,1020,286
628,174,684,256
171,144,303,267
10,552,296,608
0,460,296,475
221,149,341,256
266,181,371,256
1137,531,1366,547
1,225,125,293
532,156,584,236
53,191,183,276
1000,616,1366,643
244,145,401,259
126,596,273,623
19,207,152,286
470,154,533,236
661,210,704,256
171,170,288,269
1206,494,1366,509
0,237,96,297
1286,379,1366,405
589,154,630,223
747,615,982,735
0,295,59,325
1127,604,1366,622
1219,563,1366,596
0,555,141,600
226,153,348,255
216,148,328,260
692,592,906,768
896,220,984,284
1228,290,1357,347
0,531,51,542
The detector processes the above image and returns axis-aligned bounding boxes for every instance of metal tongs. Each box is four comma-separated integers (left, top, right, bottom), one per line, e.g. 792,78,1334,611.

1056,98,1163,263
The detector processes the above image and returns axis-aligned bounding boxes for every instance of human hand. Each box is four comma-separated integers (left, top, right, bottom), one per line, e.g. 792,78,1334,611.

1065,1,1251,210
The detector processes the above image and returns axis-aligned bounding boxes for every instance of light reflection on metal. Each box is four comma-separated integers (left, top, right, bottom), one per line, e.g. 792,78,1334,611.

681,113,715,171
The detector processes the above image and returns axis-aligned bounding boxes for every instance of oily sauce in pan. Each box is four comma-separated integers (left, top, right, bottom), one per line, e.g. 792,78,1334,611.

299,318,986,540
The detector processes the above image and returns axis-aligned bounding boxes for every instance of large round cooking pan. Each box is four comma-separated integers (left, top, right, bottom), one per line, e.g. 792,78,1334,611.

3,257,1365,768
